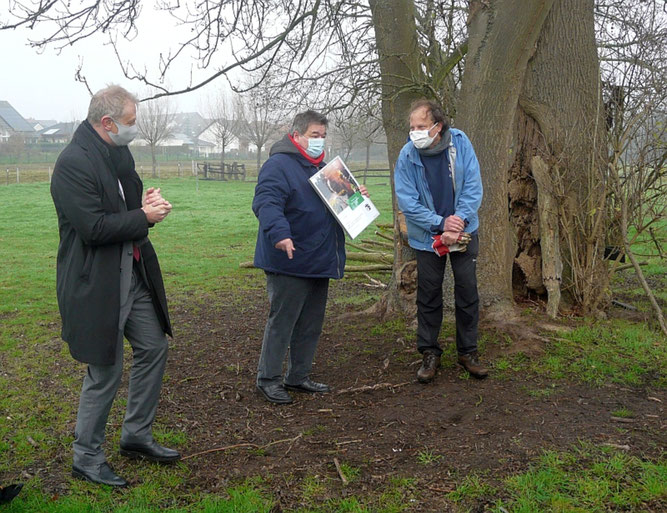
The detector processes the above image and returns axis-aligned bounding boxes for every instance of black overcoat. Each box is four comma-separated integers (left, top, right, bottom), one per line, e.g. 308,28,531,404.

50,122,172,365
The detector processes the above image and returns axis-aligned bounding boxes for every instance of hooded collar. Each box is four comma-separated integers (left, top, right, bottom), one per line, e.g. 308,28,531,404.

287,134,325,165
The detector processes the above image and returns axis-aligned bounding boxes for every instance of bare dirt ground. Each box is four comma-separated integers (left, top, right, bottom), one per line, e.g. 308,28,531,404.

15,281,664,511
155,282,666,511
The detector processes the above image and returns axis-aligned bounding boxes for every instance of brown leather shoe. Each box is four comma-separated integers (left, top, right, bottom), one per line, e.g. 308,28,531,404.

457,351,488,379
417,351,441,383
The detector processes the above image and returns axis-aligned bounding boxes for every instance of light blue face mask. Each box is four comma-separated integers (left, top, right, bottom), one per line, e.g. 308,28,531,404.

306,137,325,158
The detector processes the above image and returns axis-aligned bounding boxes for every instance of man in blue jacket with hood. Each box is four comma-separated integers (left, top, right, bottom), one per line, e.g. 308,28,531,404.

395,99,487,383
252,110,366,404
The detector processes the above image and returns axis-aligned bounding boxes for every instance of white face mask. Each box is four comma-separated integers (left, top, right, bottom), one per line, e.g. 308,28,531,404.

409,123,438,149
108,118,138,146
306,137,325,157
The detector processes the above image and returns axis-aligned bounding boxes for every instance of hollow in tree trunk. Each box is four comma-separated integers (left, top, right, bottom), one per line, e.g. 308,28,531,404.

455,0,554,316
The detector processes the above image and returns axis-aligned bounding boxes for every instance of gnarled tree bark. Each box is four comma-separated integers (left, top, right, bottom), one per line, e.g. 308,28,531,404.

455,0,555,315
368,0,424,319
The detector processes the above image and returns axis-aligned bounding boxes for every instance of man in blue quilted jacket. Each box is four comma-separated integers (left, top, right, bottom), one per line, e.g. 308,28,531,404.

395,99,488,383
252,110,366,404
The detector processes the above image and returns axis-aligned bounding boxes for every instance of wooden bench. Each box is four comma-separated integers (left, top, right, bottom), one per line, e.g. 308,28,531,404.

358,168,391,184
197,162,246,181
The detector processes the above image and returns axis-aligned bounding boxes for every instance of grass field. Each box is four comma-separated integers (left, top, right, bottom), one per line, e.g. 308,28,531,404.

0,177,665,512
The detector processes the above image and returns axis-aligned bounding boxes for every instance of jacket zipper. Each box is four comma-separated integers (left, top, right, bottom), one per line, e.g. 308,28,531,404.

449,143,457,195
335,228,342,278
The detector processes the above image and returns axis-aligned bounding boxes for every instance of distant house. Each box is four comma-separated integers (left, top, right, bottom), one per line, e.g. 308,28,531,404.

171,112,218,156
27,118,58,132
197,120,244,155
134,112,233,156
0,101,36,143
39,122,80,144
132,111,257,157
135,131,216,156
172,112,211,139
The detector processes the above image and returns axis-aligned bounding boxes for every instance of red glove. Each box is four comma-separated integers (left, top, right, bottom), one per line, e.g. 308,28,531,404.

432,235,451,256
431,232,472,257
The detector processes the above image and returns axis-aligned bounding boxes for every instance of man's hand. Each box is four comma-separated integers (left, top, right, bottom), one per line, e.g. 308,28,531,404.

444,215,464,232
359,185,370,198
275,238,295,259
142,202,171,224
142,187,172,223
143,187,165,207
441,231,460,246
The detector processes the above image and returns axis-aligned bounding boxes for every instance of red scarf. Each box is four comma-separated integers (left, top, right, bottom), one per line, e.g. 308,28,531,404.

288,134,325,166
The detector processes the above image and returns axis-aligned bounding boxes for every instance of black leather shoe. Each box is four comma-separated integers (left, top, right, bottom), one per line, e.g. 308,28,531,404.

0,483,23,504
119,440,181,463
285,378,331,393
257,383,293,404
72,462,128,487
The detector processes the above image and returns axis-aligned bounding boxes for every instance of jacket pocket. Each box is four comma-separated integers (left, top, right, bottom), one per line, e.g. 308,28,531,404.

294,227,329,252
80,246,95,281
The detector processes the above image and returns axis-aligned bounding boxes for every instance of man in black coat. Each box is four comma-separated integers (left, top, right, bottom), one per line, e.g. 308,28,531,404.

51,85,179,487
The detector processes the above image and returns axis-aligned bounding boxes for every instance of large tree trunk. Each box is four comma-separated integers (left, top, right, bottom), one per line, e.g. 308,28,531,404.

515,0,608,313
369,0,425,319
456,0,555,314
369,0,607,321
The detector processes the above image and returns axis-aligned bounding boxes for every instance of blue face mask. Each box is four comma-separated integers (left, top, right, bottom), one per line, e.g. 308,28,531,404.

306,137,325,158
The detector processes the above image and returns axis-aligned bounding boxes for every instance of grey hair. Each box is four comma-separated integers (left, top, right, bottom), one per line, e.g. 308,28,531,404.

409,98,450,135
87,85,138,124
291,110,328,134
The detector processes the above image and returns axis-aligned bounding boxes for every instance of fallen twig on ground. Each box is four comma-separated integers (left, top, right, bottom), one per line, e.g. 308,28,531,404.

610,416,637,424
362,273,387,289
360,238,393,249
336,382,411,395
182,433,303,460
602,443,630,450
333,457,348,485
375,230,394,242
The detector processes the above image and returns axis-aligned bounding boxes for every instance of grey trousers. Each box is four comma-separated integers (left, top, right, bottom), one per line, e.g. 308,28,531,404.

73,269,168,466
256,272,329,387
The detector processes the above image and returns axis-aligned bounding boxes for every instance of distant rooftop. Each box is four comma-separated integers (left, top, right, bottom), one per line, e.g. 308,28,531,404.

0,101,35,132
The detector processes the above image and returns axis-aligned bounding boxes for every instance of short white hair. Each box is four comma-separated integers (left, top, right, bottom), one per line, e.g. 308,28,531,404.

87,85,138,124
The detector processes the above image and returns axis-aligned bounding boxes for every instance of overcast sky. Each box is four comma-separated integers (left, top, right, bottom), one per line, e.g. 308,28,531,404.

1,6,227,123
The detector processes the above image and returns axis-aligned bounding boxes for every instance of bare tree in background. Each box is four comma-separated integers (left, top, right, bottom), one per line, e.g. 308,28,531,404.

330,104,384,175
4,0,662,322
238,78,289,173
596,0,667,333
206,91,242,172
358,105,384,176
330,107,364,161
136,96,175,177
